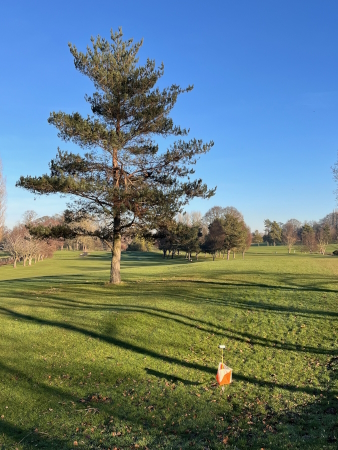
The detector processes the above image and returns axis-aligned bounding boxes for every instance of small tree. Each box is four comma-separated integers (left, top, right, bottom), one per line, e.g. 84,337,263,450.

17,28,215,284
201,220,225,261
3,226,26,268
302,224,317,252
317,223,330,255
282,219,300,253
179,224,201,260
221,208,246,260
239,225,252,259
264,219,282,246
156,221,181,258
127,236,151,252
252,230,263,246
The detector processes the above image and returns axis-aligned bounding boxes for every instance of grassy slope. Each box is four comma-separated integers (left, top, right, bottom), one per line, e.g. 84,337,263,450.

0,247,337,449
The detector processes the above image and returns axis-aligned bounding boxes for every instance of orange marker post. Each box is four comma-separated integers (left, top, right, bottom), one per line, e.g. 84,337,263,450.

216,345,232,386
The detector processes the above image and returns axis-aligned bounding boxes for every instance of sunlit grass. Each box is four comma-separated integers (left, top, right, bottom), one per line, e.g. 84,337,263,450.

0,247,338,449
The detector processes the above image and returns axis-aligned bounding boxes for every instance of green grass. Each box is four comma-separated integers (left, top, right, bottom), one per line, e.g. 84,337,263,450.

0,247,338,449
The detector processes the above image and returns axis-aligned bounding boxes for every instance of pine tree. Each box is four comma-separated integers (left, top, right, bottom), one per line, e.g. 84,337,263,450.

17,28,215,283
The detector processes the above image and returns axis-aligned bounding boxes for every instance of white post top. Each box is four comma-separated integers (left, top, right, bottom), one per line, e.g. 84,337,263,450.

218,345,226,349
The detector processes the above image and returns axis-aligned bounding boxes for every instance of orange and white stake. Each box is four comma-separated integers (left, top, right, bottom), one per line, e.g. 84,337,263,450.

216,345,232,386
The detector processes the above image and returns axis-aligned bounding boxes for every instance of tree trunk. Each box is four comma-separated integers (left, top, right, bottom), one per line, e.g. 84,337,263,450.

196,252,198,260
163,250,166,258
233,251,235,259
23,257,27,267
172,251,174,259
28,257,32,266
13,258,17,268
110,216,121,284
212,253,215,261
288,247,291,254
242,251,245,259
227,250,230,260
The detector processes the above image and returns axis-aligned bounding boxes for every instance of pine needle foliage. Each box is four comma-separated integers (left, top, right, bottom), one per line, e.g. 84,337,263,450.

17,28,215,283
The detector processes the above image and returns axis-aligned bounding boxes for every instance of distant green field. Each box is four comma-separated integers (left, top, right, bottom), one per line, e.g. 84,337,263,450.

0,247,338,449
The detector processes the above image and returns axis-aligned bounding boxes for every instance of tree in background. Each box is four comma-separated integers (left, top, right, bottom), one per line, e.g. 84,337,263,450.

0,158,6,242
320,211,338,243
239,225,252,259
201,220,225,261
203,206,226,226
221,208,246,260
282,219,301,253
264,219,282,246
180,224,201,260
3,226,26,268
316,223,330,255
127,236,152,252
17,28,214,284
156,221,181,258
301,224,317,252
252,230,263,246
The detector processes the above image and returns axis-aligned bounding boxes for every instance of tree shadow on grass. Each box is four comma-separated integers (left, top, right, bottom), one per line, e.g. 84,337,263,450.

2,287,337,357
1,319,338,449
0,419,70,449
0,305,335,397
145,368,202,385
163,276,338,295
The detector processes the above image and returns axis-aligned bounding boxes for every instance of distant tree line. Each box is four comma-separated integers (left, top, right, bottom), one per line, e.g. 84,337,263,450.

153,208,338,260
258,215,335,254
2,211,61,268
1,210,107,268
154,206,252,260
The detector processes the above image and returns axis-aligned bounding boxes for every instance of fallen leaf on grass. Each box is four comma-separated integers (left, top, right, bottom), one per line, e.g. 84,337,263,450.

73,441,78,447
223,436,229,444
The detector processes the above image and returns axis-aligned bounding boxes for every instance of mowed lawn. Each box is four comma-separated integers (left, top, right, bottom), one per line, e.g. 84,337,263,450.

0,247,338,449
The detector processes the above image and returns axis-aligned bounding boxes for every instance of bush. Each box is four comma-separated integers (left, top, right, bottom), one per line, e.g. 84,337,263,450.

126,237,152,252
332,250,338,255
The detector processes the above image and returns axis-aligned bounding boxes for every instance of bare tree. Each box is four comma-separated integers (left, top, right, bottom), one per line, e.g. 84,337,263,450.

282,219,301,253
203,206,226,226
0,158,6,242
316,223,330,255
203,206,243,227
239,225,252,259
3,226,26,268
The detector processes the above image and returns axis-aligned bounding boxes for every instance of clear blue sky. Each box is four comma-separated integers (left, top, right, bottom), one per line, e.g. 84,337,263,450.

1,0,338,231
